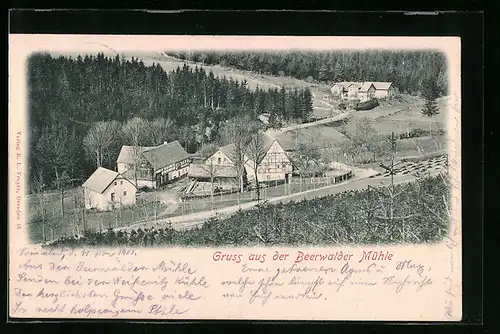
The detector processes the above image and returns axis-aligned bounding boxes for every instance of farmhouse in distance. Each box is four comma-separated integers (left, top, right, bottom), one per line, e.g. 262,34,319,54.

330,81,395,101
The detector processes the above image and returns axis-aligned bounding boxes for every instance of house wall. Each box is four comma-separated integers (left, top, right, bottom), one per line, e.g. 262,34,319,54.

101,177,137,210
347,85,359,99
359,86,376,102
207,150,233,166
246,141,293,182
136,179,155,189
154,158,191,187
155,165,190,186
375,88,392,99
331,85,343,95
84,188,103,210
117,163,130,174
84,177,137,211
388,86,395,97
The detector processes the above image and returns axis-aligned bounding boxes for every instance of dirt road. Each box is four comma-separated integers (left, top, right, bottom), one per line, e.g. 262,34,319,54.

118,166,444,232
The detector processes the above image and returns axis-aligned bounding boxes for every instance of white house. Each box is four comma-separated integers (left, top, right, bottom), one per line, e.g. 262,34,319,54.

207,132,293,183
332,81,395,100
245,133,293,183
116,140,191,189
347,83,362,99
358,82,376,101
82,167,137,211
371,82,395,98
331,82,362,100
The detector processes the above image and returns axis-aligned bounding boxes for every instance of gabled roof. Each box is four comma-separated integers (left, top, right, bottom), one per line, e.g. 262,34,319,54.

218,143,236,161
117,141,190,171
116,145,155,164
371,82,392,90
214,132,277,164
359,82,376,93
332,82,364,91
82,167,119,194
347,82,363,89
141,141,190,171
260,131,277,154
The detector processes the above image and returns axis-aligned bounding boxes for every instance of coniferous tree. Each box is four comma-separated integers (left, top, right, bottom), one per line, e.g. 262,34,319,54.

421,76,440,136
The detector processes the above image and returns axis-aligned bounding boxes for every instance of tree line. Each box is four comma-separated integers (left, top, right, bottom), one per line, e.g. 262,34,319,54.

28,53,313,192
166,50,448,96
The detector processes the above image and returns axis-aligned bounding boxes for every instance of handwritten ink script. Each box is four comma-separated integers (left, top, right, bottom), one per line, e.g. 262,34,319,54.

9,247,447,320
215,250,432,306
11,248,209,318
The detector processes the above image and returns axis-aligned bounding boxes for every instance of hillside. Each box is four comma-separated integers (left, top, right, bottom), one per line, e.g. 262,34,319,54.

121,52,336,118
44,174,450,247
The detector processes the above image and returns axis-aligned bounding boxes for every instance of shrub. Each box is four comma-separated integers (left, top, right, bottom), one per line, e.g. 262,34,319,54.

354,98,379,111
43,175,450,248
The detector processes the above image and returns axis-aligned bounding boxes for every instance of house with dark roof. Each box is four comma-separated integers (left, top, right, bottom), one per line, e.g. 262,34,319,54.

82,167,137,211
116,140,191,189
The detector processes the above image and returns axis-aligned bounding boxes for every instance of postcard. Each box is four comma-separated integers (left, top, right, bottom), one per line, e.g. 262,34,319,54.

8,35,462,321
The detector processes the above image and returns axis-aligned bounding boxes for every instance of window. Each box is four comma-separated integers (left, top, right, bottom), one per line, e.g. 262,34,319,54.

120,181,123,185
111,193,115,202
218,157,221,164
114,181,117,186
123,191,127,196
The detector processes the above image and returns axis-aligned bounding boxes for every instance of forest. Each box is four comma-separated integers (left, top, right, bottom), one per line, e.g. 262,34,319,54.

165,50,448,96
43,174,450,248
28,53,313,192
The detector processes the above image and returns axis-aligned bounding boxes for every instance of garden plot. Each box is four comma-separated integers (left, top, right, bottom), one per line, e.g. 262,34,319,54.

381,155,448,178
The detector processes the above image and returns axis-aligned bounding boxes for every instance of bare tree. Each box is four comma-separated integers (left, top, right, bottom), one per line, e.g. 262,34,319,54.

32,171,48,242
350,117,378,163
146,118,174,146
56,171,71,218
292,139,325,188
83,120,122,169
219,115,260,193
246,132,268,202
123,117,149,186
196,158,219,209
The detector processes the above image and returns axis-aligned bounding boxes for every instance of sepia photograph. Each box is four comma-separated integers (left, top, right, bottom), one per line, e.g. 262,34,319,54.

26,46,451,248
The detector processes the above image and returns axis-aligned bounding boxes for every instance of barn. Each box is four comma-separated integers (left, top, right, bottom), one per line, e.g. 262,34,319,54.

116,140,191,189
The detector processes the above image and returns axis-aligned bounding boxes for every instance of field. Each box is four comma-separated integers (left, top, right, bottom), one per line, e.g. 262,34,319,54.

27,189,171,243
44,174,450,248
348,95,449,135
